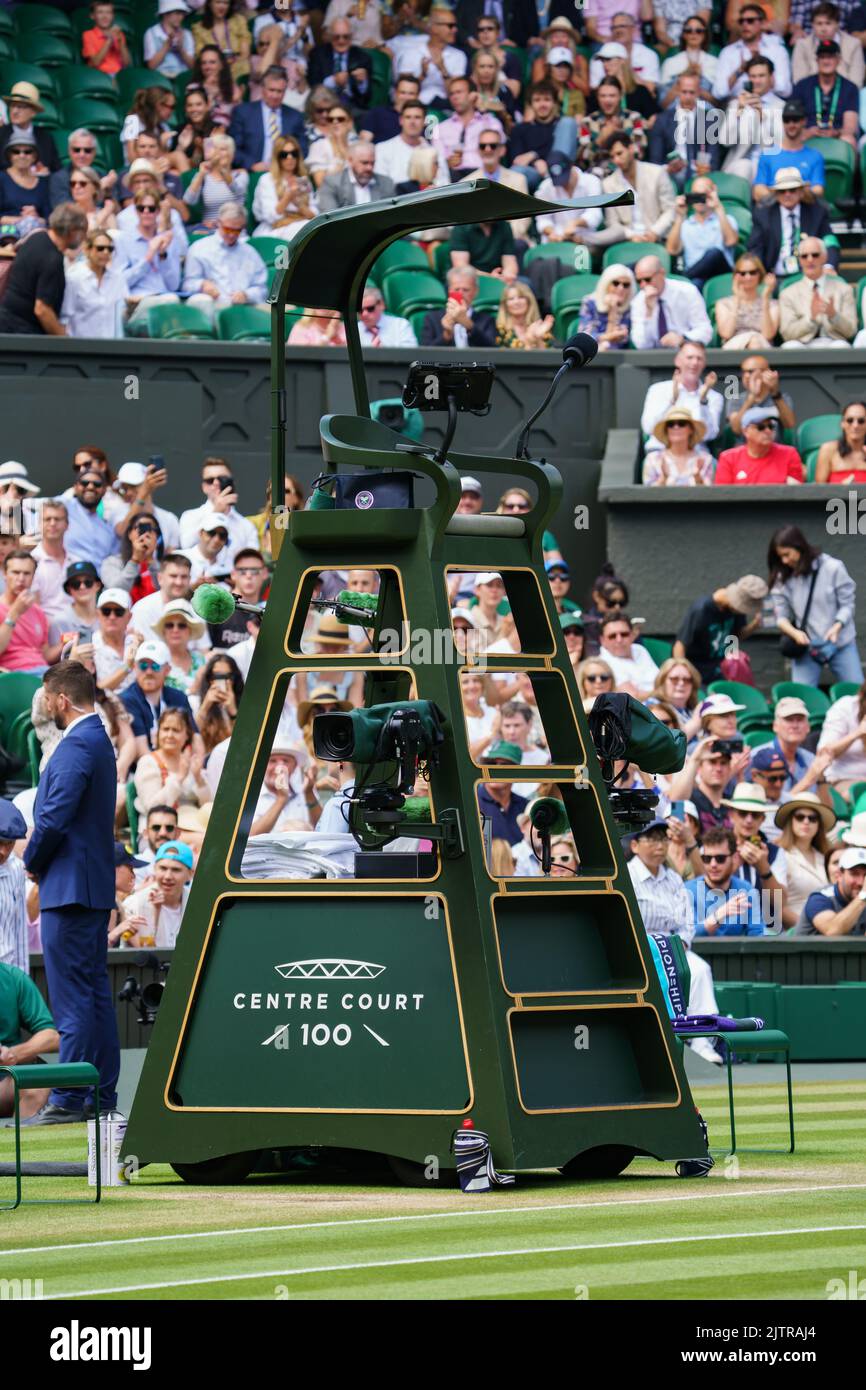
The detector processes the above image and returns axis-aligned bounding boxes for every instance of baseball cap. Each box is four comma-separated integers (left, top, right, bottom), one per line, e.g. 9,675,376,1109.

450,606,482,629
625,818,669,841
559,610,584,631
114,462,147,489
460,476,483,495
699,693,746,718
816,38,840,55
198,511,229,534
775,696,810,719
97,587,132,612
839,846,866,870
742,404,780,428
474,572,503,586
136,639,170,667
115,841,146,868
481,740,523,766
548,45,574,65
782,99,807,120
155,839,194,869
0,798,26,841
63,560,100,592
598,42,628,59
750,747,788,774
546,559,570,576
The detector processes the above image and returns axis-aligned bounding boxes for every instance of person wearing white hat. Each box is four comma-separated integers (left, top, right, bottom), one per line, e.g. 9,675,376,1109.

753,695,830,799
92,586,140,694
720,781,787,931
0,82,61,175
152,598,208,696
144,1,196,79
698,691,746,740
457,476,483,515
0,461,41,539
472,571,506,643
120,635,196,756
178,511,231,585
109,462,181,551
799,845,866,936
775,792,836,926
588,14,661,93
251,742,315,834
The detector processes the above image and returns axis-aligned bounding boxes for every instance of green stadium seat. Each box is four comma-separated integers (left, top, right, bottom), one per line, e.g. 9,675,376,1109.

703,271,734,321
828,785,851,819
806,136,855,217
847,779,866,807
142,303,216,340
0,34,13,64
675,1025,793,1154
707,679,771,719
15,33,76,69
0,673,41,742
804,448,821,483
371,239,430,285
0,60,58,102
245,168,265,230
743,727,773,747
602,242,671,272
472,276,505,313
33,95,62,129
697,170,752,212
526,242,592,272
248,235,285,268
795,413,839,459
216,304,271,341
384,269,445,316
0,11,12,39
770,681,831,723
364,46,392,108
61,97,122,135
56,66,119,105
13,4,74,38
640,636,673,664
433,239,452,280
408,307,429,340
830,681,861,702
733,204,752,249
550,272,598,341
27,726,40,789
115,66,174,111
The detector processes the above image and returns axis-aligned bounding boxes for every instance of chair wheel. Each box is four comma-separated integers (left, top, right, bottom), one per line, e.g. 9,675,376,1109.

170,1151,260,1185
560,1145,634,1179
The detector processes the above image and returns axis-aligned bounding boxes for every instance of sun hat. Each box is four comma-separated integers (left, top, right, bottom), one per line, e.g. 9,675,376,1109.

297,684,352,725
720,783,769,813
774,791,836,834
153,598,206,641
0,460,39,494
2,81,43,113
724,574,768,616
652,407,706,446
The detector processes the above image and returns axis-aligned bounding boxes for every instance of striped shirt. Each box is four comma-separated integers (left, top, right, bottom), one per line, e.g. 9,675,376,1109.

0,854,29,975
628,858,695,947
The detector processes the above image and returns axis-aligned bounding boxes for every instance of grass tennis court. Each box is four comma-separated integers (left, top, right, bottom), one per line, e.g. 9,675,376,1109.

2,1079,865,1301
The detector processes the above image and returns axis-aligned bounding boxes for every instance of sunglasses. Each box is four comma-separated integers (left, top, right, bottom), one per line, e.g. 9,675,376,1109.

138,204,158,213
479,143,500,152
279,149,299,158
360,304,379,313
78,476,106,487
70,179,91,187
149,822,176,833
606,630,631,639
73,460,98,471
585,672,612,683
71,146,96,154
610,279,630,288
636,275,655,285
800,252,822,260
163,620,189,631
503,501,529,511
205,476,232,487
758,772,786,783
68,577,97,590
100,606,126,618
667,420,690,428
132,524,156,535
792,811,819,823
137,660,162,673
700,852,731,864
328,115,350,124
93,244,114,253
551,855,575,866
736,268,759,276
753,420,776,431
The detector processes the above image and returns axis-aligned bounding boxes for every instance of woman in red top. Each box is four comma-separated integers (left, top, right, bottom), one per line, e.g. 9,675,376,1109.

815,401,866,485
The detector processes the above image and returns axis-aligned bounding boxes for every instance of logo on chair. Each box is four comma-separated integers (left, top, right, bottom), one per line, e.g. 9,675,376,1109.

355,491,375,510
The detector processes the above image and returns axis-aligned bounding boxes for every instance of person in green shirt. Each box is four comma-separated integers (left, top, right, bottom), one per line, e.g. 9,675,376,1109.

0,963,59,1119
449,219,519,279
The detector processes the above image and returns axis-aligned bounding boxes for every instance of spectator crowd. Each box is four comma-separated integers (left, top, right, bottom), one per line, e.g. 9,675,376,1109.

0,0,864,353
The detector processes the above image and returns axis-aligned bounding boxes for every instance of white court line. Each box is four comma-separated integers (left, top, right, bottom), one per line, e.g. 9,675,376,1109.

4,1181,866,1261
48,1223,866,1300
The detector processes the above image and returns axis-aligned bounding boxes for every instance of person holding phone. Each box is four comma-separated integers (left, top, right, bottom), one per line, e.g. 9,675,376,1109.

665,177,741,291
420,265,497,347
179,458,259,562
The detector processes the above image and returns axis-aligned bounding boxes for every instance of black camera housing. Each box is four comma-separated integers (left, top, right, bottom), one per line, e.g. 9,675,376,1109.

402,361,494,414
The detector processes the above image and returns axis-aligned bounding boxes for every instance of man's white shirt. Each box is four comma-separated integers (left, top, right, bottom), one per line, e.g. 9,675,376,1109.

642,379,724,448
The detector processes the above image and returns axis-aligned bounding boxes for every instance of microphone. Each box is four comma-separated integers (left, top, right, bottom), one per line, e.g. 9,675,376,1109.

529,796,570,874
561,332,599,370
514,331,600,459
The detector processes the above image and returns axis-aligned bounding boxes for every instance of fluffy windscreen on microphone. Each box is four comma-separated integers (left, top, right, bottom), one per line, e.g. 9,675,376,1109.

401,796,432,822
333,590,379,626
529,796,570,835
192,584,237,624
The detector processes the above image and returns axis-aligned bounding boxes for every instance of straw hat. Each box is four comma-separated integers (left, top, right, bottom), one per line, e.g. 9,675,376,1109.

841,811,866,848
269,740,309,769
297,684,352,726
2,81,43,113
774,792,836,834
720,782,769,813
315,614,352,646
652,407,707,446
153,598,206,641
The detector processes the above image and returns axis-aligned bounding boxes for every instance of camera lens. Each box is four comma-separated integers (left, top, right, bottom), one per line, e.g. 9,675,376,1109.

313,713,356,761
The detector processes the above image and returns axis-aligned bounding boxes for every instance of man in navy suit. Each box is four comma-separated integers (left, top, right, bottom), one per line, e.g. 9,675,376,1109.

647,74,722,187
228,65,306,172
23,663,120,1124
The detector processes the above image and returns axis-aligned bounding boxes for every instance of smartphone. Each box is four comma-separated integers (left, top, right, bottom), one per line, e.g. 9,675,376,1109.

220,476,235,492
148,454,165,472
449,290,465,306
744,79,753,92
77,627,91,643
685,191,706,207
670,800,686,820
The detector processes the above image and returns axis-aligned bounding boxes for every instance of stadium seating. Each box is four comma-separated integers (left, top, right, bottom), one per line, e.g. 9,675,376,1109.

0,10,12,38
830,682,861,702
602,243,671,272
472,276,505,313
0,59,58,100
550,272,597,340
806,136,855,219
139,304,216,340
383,270,445,316
795,415,839,467
55,66,118,104
371,239,430,286
16,33,76,69
61,96,122,134
13,4,74,38
0,673,42,746
640,636,672,664
216,305,271,341
707,679,772,727
771,681,831,725
115,66,174,109
526,242,591,271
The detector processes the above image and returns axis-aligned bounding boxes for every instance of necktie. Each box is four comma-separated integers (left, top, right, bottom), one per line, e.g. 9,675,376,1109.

267,110,279,146
657,298,668,343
